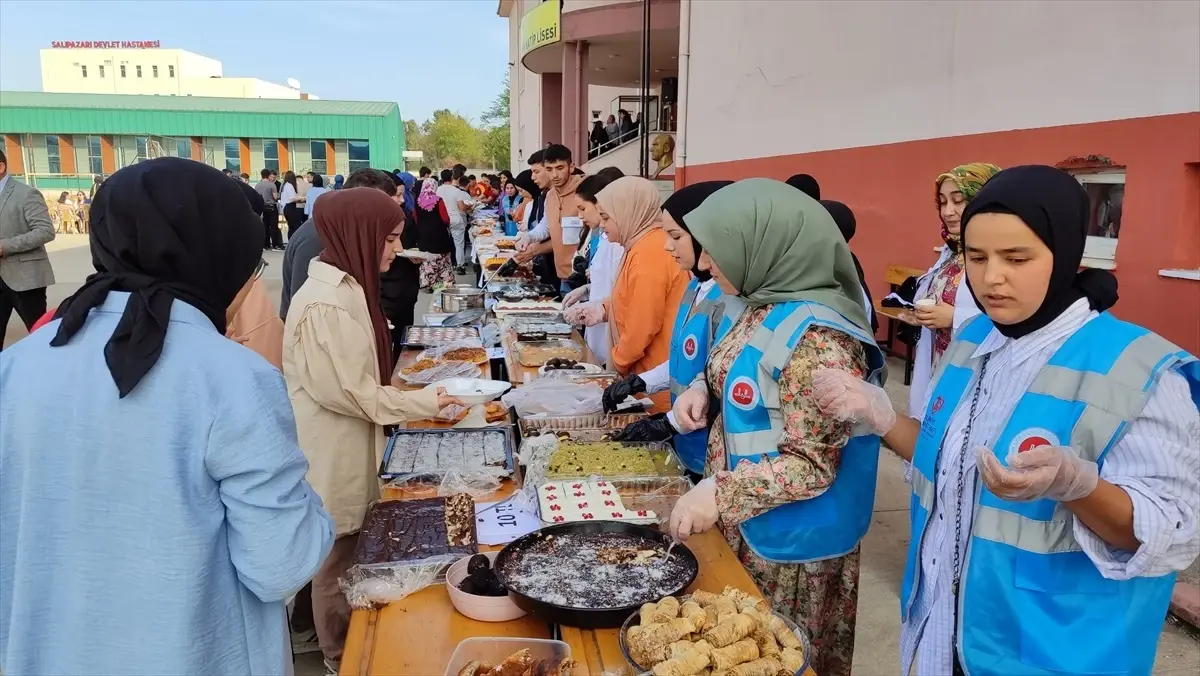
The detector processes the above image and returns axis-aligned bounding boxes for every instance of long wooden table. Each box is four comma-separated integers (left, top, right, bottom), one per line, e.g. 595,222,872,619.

343,318,814,676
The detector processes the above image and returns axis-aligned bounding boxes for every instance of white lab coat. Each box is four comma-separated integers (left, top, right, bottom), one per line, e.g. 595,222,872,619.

906,247,982,417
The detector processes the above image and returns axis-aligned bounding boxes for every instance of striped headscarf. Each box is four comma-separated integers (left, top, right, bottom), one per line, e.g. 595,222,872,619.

936,162,1000,251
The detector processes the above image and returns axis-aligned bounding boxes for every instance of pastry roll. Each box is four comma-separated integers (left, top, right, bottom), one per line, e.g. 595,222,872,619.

490,649,534,676
658,595,682,617
651,645,711,676
681,601,708,632
455,661,484,676
710,639,760,671
691,590,721,606
768,616,801,650
727,657,783,676
712,597,738,623
641,603,661,627
740,608,771,628
702,614,756,648
779,647,805,674
752,628,780,657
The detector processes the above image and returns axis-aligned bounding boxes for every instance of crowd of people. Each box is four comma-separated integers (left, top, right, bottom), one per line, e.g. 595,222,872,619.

0,136,1198,676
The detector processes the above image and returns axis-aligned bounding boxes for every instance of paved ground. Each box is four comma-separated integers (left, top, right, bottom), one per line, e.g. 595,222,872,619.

6,235,1199,675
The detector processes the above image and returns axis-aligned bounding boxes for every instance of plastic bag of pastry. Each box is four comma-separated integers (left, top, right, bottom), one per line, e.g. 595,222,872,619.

436,466,506,498
501,379,604,418
338,557,449,610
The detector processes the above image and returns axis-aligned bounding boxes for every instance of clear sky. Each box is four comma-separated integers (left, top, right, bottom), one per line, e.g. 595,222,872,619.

0,0,509,122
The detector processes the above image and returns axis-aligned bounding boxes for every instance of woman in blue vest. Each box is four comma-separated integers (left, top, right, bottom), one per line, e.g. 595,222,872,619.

666,179,887,676
813,165,1200,676
602,182,733,468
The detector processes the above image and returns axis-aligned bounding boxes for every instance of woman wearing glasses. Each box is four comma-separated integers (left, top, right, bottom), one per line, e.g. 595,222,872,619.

226,257,285,369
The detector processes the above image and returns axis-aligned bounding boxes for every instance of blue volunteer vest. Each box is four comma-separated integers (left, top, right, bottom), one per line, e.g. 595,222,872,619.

902,312,1200,676
719,301,886,563
667,278,732,473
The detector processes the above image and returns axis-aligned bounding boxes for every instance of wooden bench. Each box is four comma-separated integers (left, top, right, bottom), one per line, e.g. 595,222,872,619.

874,264,925,385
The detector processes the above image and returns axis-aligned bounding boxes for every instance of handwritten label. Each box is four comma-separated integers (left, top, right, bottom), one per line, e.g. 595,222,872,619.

487,347,507,360
475,500,540,545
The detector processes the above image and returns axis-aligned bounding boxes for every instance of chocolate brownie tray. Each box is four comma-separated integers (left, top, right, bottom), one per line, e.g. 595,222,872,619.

353,495,478,567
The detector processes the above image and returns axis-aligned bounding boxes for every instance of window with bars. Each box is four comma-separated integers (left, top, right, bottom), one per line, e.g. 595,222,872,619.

224,139,241,173
152,65,159,78
136,65,142,78
310,140,327,175
168,65,175,78
347,140,370,173
88,136,103,175
263,140,280,172
46,135,61,173
81,65,88,78
120,64,126,77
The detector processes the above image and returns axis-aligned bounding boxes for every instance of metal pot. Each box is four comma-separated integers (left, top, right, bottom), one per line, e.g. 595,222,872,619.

439,285,485,313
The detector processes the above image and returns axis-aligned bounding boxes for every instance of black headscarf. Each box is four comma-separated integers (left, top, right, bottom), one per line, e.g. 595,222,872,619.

961,164,1118,339
785,174,820,200
664,181,733,281
50,157,264,397
512,169,542,224
821,199,877,333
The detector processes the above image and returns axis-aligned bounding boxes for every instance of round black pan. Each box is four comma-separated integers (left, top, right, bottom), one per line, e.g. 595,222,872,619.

493,521,699,629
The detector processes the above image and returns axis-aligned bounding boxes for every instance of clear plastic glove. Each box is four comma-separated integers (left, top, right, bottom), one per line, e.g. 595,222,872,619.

563,284,590,308
811,368,897,435
515,234,531,252
565,303,605,327
669,477,719,542
975,445,1099,502
672,385,708,433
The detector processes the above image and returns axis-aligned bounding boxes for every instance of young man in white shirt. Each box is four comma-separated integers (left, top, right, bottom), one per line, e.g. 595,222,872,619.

435,169,473,273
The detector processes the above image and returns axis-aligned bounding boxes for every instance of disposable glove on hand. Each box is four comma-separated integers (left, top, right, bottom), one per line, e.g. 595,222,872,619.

565,303,605,327
672,386,708,432
563,284,589,308
975,445,1099,502
515,234,531,252
603,374,647,413
669,477,719,542
811,368,897,435
610,413,675,442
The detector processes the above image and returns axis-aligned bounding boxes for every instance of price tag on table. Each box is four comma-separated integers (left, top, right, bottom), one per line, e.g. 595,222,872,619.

487,347,507,360
475,499,540,545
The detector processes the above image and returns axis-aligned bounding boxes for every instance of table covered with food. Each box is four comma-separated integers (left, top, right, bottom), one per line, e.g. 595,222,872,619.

337,223,818,676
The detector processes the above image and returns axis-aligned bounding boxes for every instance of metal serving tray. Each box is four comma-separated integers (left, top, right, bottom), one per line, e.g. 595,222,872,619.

379,426,517,480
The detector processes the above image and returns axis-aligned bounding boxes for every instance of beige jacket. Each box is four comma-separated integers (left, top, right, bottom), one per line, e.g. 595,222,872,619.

283,260,440,536
226,278,284,370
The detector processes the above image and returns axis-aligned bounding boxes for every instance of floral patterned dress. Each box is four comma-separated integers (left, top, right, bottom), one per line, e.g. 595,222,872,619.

923,253,964,366
705,307,869,676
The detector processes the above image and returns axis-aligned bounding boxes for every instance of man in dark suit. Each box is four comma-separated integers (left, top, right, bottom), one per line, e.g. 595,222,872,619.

0,149,56,349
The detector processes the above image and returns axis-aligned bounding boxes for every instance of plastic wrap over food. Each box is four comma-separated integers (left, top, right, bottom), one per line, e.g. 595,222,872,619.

340,557,452,610
395,359,480,385
501,379,604,417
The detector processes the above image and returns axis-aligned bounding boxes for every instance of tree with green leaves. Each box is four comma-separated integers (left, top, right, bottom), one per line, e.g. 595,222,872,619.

401,77,511,170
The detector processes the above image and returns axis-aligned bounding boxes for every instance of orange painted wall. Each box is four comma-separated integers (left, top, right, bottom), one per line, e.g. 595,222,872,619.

59,135,77,174
684,113,1200,353
238,138,251,176
4,135,25,174
325,140,335,176
190,137,203,162
279,139,290,172
100,136,115,173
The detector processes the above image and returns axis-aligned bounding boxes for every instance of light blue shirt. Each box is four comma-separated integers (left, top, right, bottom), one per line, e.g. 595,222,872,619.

305,186,328,216
0,292,334,675
0,173,10,197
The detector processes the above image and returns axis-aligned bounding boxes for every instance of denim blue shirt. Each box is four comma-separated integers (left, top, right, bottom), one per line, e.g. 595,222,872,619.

0,292,334,675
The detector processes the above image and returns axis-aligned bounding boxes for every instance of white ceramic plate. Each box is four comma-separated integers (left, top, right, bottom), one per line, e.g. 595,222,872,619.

426,377,512,405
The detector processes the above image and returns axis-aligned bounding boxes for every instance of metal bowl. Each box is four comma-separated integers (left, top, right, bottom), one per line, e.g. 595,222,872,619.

617,597,813,675
493,521,699,629
440,285,485,313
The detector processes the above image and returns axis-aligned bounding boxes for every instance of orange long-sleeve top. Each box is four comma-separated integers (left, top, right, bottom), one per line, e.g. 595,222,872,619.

603,229,689,413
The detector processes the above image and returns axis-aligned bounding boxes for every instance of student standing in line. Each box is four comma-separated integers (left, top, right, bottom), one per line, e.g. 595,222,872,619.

436,169,472,273
254,168,280,251
513,144,584,294
279,171,304,249
814,165,1200,676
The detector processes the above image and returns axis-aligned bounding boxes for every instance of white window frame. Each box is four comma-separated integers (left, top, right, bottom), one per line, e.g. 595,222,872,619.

1072,170,1124,270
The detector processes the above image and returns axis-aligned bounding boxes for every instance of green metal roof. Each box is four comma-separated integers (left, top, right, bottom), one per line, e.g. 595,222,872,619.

0,90,406,169
0,91,398,116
